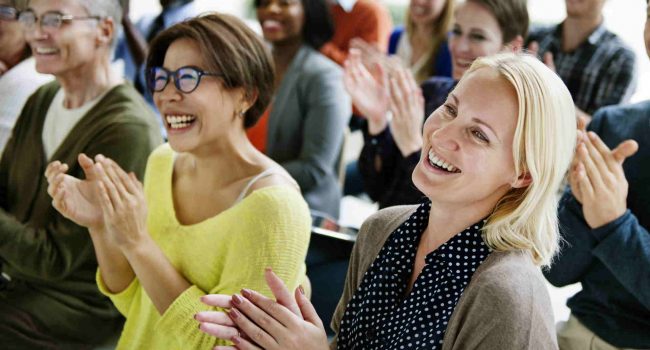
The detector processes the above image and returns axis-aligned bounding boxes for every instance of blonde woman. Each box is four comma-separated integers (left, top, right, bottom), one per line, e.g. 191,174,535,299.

195,52,575,350
390,0,455,82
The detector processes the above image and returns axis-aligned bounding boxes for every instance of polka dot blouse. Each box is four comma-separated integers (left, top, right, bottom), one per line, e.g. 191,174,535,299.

337,200,491,349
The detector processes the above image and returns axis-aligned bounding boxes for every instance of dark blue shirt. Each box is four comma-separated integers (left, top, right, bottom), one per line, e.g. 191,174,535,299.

545,101,650,348
338,200,490,349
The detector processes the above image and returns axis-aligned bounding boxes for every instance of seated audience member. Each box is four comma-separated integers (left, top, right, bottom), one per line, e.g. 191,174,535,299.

527,0,635,122
347,0,528,208
248,0,351,219
0,0,51,154
197,52,576,349
320,0,392,66
0,0,161,347
46,13,311,349
543,3,650,348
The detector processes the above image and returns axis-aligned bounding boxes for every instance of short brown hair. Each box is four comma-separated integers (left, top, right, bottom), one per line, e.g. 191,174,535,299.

469,0,529,43
146,13,275,129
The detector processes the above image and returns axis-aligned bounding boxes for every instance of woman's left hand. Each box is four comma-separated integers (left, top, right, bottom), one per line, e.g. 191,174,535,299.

94,155,149,248
209,269,329,350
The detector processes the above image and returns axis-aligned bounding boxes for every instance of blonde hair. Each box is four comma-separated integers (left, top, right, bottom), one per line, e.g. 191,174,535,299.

405,0,454,83
466,53,576,267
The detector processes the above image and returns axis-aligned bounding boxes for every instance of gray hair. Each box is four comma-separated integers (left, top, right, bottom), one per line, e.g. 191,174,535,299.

77,0,123,52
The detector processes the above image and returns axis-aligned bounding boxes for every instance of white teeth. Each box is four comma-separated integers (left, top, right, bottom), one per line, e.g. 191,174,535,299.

165,114,196,129
428,149,459,173
36,47,58,54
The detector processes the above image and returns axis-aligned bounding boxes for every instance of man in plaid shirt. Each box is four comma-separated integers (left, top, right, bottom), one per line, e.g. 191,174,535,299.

527,0,636,124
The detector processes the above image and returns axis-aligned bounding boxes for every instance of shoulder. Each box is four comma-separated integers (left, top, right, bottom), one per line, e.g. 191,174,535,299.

357,205,417,248
143,144,174,179
464,250,551,312
352,0,388,15
299,47,343,77
591,101,650,139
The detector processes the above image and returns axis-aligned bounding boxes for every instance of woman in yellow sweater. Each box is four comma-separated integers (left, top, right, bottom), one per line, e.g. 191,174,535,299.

44,13,311,349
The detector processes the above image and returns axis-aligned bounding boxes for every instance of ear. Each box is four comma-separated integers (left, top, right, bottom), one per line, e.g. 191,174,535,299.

511,171,532,189
505,35,524,53
241,88,259,113
96,17,115,48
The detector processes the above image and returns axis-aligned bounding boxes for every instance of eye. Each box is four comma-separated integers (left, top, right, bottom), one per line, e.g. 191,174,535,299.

472,129,489,143
469,33,486,41
443,103,457,117
451,28,462,37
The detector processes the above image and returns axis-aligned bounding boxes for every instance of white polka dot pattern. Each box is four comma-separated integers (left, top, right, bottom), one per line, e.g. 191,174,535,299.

337,201,491,349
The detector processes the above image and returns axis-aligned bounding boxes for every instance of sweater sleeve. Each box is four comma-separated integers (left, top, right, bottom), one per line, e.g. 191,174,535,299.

0,121,157,281
590,211,650,309
279,67,351,192
543,189,597,287
155,189,312,348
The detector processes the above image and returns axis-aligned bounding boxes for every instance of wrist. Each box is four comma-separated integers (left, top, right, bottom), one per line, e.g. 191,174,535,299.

367,111,389,135
396,136,423,157
120,232,153,258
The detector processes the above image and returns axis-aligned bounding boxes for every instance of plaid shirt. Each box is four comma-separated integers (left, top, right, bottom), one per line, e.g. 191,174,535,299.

527,22,636,115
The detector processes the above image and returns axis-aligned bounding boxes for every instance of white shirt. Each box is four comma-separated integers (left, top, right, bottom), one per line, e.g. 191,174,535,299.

0,57,52,154
41,88,109,160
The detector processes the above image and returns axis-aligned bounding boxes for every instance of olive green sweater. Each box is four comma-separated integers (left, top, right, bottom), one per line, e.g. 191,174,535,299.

0,81,162,345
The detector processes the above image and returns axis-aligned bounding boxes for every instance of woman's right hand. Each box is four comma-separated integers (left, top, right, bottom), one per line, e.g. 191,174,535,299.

45,153,104,231
343,49,390,135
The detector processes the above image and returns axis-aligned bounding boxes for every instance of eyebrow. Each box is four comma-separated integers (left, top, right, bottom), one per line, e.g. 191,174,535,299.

449,93,501,142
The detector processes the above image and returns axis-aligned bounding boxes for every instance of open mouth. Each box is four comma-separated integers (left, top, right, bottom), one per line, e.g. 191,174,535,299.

262,19,283,32
165,114,197,130
34,47,59,55
454,58,474,70
428,148,461,173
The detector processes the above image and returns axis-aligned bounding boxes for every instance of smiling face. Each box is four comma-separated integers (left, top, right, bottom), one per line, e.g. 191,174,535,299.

412,66,525,212
23,0,104,77
256,0,305,46
409,0,447,27
448,1,505,80
0,1,26,65
153,38,246,154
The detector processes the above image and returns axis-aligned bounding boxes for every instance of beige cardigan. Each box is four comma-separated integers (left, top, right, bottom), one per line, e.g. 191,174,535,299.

330,205,558,350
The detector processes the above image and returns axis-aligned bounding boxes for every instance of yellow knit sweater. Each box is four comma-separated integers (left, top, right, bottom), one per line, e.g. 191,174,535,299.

97,144,312,349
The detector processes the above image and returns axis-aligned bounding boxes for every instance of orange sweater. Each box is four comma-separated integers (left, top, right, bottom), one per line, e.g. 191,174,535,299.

321,0,393,66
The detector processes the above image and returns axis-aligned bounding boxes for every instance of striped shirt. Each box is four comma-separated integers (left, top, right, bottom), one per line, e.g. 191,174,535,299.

527,22,636,115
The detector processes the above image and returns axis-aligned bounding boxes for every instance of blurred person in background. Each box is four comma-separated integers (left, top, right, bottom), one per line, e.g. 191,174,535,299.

0,0,51,154
527,0,636,124
249,0,351,219
0,0,161,348
543,1,650,348
347,0,528,208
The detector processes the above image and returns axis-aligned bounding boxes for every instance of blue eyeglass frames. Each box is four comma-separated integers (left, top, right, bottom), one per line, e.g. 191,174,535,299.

147,66,223,94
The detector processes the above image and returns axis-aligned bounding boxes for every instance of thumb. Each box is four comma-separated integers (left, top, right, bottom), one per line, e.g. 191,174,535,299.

78,153,97,180
264,268,302,317
544,52,555,69
295,286,324,328
612,139,639,163
527,41,539,56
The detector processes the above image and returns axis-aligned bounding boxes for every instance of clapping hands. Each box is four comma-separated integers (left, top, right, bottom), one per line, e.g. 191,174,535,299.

569,131,638,228
45,154,148,247
196,269,329,350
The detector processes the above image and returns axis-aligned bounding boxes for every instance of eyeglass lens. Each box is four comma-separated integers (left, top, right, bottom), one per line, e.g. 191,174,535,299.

150,67,202,93
0,6,18,21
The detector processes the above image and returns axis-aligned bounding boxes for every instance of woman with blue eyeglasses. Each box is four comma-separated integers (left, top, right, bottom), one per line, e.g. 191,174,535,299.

45,13,311,350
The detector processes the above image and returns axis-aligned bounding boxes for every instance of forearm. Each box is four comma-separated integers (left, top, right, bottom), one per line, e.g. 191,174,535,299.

122,234,191,315
591,211,650,308
89,228,135,293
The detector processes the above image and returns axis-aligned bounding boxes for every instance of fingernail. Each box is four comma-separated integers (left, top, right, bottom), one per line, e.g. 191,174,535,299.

298,285,305,295
231,294,243,305
265,266,273,273
240,289,252,299
229,308,240,320
231,335,241,344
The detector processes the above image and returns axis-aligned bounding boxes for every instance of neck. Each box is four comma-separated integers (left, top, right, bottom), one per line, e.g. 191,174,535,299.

422,198,495,251
57,56,120,109
561,14,602,52
0,48,27,72
182,129,265,189
272,39,302,70
412,21,434,41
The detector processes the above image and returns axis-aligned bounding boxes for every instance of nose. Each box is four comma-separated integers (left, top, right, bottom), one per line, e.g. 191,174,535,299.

430,122,460,152
155,77,182,104
24,21,48,41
